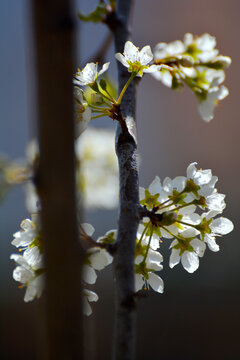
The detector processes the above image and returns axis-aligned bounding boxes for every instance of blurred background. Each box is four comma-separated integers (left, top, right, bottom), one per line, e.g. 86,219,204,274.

0,0,239,359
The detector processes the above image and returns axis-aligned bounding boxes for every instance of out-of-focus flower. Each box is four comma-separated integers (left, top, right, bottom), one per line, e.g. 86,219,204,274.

75,127,119,209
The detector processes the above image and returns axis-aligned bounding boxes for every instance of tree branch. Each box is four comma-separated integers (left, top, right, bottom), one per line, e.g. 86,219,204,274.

108,1,139,359
33,1,83,359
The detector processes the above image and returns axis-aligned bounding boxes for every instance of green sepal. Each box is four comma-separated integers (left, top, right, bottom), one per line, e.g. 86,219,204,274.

195,217,212,236
140,189,160,209
100,231,115,244
99,78,107,91
184,179,200,197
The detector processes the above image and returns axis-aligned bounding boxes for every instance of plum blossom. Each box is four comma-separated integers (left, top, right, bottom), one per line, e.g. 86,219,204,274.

74,62,110,86
169,238,206,273
115,41,162,77
10,252,44,302
152,33,231,121
135,249,164,293
81,223,113,285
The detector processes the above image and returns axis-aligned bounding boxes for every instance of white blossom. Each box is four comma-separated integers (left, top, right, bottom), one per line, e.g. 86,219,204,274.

115,41,161,77
10,253,44,302
135,249,164,293
11,215,40,249
74,62,110,86
169,238,206,273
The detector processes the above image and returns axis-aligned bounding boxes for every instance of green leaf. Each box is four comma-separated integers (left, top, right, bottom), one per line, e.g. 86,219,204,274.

78,3,107,23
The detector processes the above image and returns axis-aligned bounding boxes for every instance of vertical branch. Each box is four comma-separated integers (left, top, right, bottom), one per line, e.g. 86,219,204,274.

33,1,83,359
108,1,139,360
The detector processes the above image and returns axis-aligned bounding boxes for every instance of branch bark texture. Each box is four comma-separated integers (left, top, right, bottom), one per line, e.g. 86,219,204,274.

33,1,83,359
109,1,139,359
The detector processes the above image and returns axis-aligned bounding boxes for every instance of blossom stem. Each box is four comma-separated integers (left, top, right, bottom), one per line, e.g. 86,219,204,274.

116,73,135,105
138,221,150,245
175,219,198,229
143,227,153,263
91,114,107,120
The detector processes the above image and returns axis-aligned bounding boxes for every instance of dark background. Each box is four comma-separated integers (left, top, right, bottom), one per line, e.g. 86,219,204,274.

0,0,239,359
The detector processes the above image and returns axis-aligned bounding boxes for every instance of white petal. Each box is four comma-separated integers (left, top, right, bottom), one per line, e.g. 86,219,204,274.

196,33,216,51
98,62,110,76
187,162,197,179
181,252,199,273
124,41,139,63
169,249,180,268
81,223,95,236
83,297,92,316
163,177,173,194
135,274,144,292
181,228,199,238
10,254,30,269
146,249,163,271
198,49,219,63
178,205,196,216
84,289,99,302
13,266,33,284
166,40,185,55
204,234,219,252
89,248,113,270
210,217,234,235
23,247,43,270
183,33,194,47
172,176,187,192
115,53,129,67
198,99,215,122
139,45,153,65
143,65,162,73
148,273,164,293
194,169,212,186
191,238,206,257
82,265,97,285
206,193,226,211
139,186,145,200
151,69,172,87
149,176,162,195
24,282,37,302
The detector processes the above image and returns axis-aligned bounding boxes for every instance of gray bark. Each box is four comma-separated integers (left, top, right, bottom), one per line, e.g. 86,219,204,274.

33,1,83,359
108,1,139,359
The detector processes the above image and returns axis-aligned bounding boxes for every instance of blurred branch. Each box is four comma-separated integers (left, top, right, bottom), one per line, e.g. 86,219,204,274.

33,1,83,359
83,32,112,67
107,1,139,360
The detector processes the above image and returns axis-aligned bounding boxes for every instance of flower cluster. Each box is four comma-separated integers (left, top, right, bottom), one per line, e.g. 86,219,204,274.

10,215,44,302
137,162,233,284
10,217,114,316
80,223,114,316
152,33,231,121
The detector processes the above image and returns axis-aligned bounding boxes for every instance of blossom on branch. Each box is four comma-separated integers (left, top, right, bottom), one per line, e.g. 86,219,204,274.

138,162,233,276
152,33,231,121
115,41,162,77
74,62,110,86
